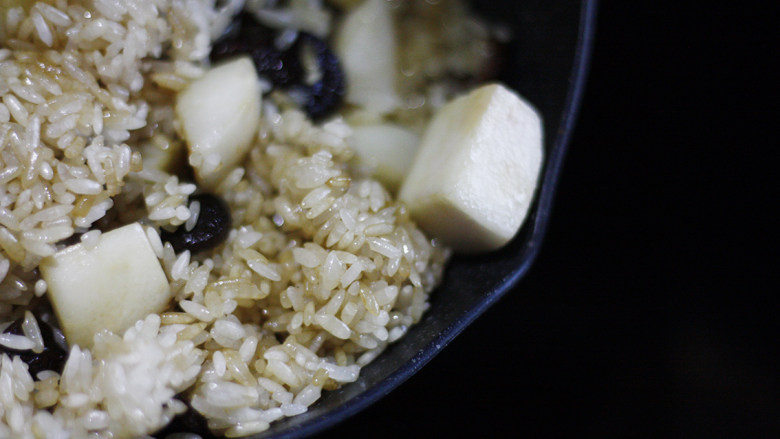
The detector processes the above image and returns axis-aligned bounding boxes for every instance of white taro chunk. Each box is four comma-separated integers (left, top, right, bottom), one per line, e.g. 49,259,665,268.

349,123,419,192
399,84,543,252
335,0,400,115
175,57,262,189
40,223,172,348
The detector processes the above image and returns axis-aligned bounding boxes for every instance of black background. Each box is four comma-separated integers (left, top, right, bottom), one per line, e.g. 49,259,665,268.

319,1,776,437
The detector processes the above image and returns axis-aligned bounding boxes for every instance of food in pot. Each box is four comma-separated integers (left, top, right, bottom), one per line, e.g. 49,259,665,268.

0,0,541,437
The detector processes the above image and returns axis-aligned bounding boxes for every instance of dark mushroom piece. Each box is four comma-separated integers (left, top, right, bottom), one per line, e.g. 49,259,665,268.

292,32,346,120
1,314,69,379
210,13,345,120
160,193,232,254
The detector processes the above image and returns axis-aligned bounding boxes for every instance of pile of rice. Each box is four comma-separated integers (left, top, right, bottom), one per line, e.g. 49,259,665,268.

1,0,495,437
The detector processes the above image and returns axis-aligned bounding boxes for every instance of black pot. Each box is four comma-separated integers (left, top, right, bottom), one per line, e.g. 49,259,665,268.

229,1,595,437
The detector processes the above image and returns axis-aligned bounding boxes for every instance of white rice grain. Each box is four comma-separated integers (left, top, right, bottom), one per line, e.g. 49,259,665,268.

184,200,200,232
175,205,191,222
0,334,35,351
388,325,408,343
82,410,110,430
280,403,307,417
321,252,344,290
367,237,402,259
238,336,258,363
145,226,164,259
3,94,28,124
235,226,262,249
292,247,320,268
213,319,246,342
80,230,102,249
315,314,351,340
22,311,44,353
356,348,384,366
31,11,54,47
213,351,227,377
179,300,214,323
35,3,72,27
263,349,289,363
149,206,176,221
63,178,103,195
339,261,363,288
12,81,46,105
271,388,293,405
266,360,300,388
246,259,282,282
318,361,360,383
202,381,258,408
171,250,191,281
21,225,74,243
292,384,321,407
226,420,271,437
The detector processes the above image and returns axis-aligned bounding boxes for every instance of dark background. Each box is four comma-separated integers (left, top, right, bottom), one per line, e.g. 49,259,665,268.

320,1,776,437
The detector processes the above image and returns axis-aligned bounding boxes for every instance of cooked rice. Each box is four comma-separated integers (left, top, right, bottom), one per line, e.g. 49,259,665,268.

0,0,498,437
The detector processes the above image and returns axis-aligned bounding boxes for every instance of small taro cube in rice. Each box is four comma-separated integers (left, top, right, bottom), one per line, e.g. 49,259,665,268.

40,223,172,348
